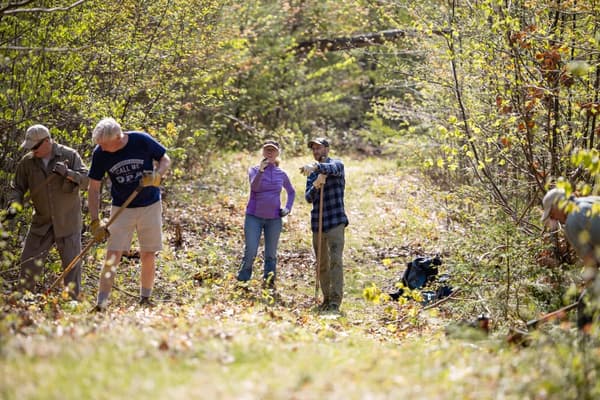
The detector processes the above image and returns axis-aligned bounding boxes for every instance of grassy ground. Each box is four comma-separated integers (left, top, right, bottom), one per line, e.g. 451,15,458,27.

1,141,598,399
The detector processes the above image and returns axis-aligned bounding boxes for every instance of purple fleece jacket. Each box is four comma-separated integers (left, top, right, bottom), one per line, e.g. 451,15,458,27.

245,163,295,219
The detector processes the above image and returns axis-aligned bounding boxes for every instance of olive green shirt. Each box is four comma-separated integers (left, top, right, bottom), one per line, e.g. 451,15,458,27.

8,142,89,238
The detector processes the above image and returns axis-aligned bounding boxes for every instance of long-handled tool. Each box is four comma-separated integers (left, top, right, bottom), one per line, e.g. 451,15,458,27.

526,301,579,329
525,289,585,329
315,184,324,301
47,185,144,294
508,299,580,346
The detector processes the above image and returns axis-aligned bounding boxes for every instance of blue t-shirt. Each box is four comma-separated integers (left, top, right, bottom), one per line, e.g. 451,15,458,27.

565,197,600,262
88,131,166,208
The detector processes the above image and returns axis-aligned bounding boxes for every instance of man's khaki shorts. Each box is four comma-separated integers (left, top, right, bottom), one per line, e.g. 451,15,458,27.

107,201,163,252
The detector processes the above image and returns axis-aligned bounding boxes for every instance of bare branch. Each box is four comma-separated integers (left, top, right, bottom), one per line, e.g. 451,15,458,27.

220,113,259,133
2,0,87,15
0,0,35,14
0,45,86,52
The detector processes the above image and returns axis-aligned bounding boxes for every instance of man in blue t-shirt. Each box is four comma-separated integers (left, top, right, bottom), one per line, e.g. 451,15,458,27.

542,187,600,329
542,188,600,267
88,117,171,311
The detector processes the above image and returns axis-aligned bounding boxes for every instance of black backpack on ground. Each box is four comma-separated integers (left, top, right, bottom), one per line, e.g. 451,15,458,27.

402,255,442,290
389,255,446,302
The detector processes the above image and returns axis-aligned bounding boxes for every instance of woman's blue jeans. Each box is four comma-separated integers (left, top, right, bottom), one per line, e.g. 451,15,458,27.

237,214,282,283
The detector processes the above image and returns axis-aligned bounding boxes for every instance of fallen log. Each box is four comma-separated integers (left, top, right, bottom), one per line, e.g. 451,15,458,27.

294,28,451,54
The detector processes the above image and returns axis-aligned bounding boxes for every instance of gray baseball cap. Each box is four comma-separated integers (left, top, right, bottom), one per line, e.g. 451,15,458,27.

541,188,566,222
21,124,50,150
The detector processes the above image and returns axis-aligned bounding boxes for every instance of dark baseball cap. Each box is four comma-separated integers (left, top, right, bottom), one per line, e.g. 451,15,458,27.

308,137,329,148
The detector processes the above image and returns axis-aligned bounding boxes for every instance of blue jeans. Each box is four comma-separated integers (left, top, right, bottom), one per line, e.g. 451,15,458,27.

237,214,282,283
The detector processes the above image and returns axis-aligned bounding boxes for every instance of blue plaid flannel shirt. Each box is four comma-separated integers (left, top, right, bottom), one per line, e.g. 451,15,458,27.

304,157,349,232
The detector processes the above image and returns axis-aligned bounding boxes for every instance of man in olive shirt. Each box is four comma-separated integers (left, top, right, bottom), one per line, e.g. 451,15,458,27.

6,124,88,298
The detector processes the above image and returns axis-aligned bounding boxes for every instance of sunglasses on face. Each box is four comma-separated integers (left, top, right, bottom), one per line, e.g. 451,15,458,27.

31,138,47,151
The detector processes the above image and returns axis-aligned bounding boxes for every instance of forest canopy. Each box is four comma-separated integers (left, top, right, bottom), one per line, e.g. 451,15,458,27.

1,0,600,231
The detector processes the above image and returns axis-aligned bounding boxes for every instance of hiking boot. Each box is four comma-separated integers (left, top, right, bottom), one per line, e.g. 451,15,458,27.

326,303,340,314
318,300,330,312
139,297,155,308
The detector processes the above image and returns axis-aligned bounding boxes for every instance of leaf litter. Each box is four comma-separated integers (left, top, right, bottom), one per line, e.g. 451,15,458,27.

0,153,585,398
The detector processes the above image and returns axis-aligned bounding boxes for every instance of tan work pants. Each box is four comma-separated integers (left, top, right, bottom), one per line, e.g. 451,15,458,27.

19,227,81,297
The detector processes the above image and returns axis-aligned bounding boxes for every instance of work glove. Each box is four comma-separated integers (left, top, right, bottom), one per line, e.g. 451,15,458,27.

279,207,290,217
141,170,161,187
90,219,109,242
299,162,318,176
544,219,559,232
259,158,269,172
52,162,69,177
313,174,327,189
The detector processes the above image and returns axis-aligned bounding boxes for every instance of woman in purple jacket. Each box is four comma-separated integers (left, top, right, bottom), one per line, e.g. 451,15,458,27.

236,140,295,289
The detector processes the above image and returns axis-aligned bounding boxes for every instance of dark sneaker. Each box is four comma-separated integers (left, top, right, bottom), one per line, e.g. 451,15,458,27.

262,280,276,291
263,273,276,290
236,280,250,292
90,304,106,313
318,301,330,312
139,297,155,308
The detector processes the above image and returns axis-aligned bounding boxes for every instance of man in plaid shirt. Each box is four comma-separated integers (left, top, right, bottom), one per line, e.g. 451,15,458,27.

301,137,349,313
